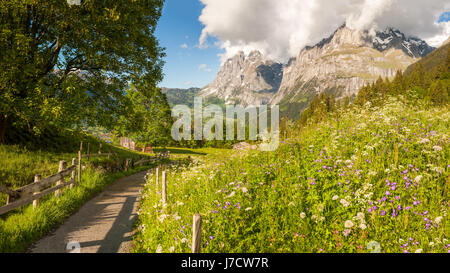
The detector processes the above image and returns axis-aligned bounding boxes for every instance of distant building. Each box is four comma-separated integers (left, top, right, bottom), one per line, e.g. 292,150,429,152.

119,137,136,150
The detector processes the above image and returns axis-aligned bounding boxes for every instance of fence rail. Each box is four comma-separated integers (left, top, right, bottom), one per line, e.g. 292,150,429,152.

0,142,160,216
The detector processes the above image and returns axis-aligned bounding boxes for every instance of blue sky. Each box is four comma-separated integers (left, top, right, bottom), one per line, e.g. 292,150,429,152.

155,0,220,89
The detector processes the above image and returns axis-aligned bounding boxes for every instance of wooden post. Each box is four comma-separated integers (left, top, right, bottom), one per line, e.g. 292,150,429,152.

33,175,42,209
78,151,82,183
192,213,202,253
80,141,83,152
155,167,159,193
125,158,130,171
87,143,90,160
70,158,76,189
162,170,167,205
55,160,66,197
98,143,102,155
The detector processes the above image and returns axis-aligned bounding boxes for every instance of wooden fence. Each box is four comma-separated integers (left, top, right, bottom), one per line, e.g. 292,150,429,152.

0,142,159,216
153,164,202,253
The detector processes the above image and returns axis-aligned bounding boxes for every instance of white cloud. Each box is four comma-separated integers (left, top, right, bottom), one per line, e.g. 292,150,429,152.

198,64,212,72
198,0,450,62
184,81,191,86
180,43,188,49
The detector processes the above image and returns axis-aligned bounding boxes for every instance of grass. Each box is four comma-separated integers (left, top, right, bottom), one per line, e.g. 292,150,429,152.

0,164,154,253
0,129,159,252
133,97,449,253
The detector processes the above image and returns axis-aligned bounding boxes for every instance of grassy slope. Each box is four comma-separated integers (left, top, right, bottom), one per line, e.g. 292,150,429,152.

0,131,158,252
134,97,449,253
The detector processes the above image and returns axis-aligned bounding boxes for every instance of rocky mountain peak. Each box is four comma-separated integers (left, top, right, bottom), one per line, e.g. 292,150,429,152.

200,50,283,106
370,27,434,58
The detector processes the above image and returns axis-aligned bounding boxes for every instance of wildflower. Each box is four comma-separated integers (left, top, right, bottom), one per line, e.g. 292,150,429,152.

343,229,351,237
433,146,442,152
434,216,443,225
169,246,175,253
300,212,306,219
344,220,354,228
357,212,365,221
332,195,339,201
340,199,350,207
156,245,163,253
226,191,236,198
318,204,324,212
245,207,252,211
241,187,249,193
181,238,188,244
415,249,423,253
414,175,423,183
359,223,367,230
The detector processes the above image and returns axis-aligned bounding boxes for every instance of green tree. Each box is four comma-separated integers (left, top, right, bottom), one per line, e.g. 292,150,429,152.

0,0,165,143
115,86,172,147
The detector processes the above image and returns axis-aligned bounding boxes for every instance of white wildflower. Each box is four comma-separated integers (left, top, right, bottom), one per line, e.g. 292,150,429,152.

357,212,365,221
158,214,168,223
344,220,354,228
359,223,367,230
414,175,423,183
318,204,324,212
180,238,188,244
433,146,442,152
226,191,236,198
343,229,351,237
245,207,252,211
419,138,430,144
332,195,339,201
434,216,443,225
169,246,175,253
340,199,350,207
415,249,423,253
156,245,163,253
241,187,248,194
300,212,306,219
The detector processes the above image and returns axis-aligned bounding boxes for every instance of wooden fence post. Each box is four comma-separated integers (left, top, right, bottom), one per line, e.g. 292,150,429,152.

78,151,82,183
70,158,76,189
32,175,42,209
98,143,102,155
55,161,66,197
155,167,159,194
80,141,83,152
125,158,130,171
192,213,202,253
87,143,90,160
162,170,167,205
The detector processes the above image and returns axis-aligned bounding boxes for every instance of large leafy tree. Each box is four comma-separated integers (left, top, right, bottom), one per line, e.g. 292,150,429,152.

0,0,166,143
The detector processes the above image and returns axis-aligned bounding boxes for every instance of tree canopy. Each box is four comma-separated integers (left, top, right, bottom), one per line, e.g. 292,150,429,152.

0,0,168,144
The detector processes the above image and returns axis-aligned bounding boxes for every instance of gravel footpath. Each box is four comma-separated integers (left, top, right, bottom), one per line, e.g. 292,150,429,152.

29,170,149,253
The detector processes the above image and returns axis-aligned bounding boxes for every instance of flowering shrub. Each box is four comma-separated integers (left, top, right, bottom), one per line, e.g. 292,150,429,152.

134,98,448,253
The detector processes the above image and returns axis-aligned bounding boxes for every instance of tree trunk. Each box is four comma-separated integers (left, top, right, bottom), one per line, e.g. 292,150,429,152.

0,114,7,144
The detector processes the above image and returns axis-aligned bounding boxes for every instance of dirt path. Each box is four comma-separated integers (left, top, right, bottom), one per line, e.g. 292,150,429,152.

29,170,150,253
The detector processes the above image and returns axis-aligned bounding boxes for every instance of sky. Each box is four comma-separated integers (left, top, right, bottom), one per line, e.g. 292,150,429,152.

156,0,450,89
155,0,220,89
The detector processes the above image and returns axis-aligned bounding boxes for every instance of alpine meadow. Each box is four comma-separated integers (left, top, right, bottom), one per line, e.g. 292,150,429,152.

0,0,449,263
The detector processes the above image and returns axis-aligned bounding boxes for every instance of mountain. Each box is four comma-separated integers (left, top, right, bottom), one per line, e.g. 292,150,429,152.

404,38,450,76
161,87,201,108
371,28,434,59
200,25,435,119
272,26,430,118
200,51,283,106
161,87,225,108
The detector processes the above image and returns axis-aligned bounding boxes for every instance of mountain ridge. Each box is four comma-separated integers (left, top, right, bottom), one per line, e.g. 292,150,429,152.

199,25,435,118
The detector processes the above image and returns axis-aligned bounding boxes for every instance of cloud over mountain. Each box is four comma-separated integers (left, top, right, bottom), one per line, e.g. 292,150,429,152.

198,0,450,62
